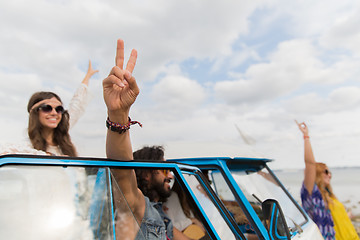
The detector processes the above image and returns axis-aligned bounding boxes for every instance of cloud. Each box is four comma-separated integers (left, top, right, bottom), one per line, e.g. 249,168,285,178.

0,0,273,86
285,86,360,115
214,39,331,104
150,74,206,115
0,72,43,129
319,7,360,55
274,0,360,38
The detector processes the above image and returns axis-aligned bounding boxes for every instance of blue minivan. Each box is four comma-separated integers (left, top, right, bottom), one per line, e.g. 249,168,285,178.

0,154,322,239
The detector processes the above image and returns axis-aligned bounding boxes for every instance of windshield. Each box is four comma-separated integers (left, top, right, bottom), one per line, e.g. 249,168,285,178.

210,166,307,232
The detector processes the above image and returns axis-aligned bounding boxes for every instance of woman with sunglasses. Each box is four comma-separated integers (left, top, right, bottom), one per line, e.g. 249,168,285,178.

296,121,359,240
1,60,98,156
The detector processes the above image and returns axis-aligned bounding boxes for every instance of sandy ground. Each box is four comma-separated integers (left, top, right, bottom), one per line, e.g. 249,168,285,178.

353,215,360,237
347,201,360,236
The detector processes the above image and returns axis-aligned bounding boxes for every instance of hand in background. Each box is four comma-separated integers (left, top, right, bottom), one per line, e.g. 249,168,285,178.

295,120,309,137
82,60,99,85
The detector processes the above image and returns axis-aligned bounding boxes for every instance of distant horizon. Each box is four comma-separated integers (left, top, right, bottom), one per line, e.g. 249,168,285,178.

272,165,360,171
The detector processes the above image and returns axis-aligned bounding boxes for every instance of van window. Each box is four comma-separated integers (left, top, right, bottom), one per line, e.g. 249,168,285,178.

181,172,238,240
210,167,307,233
0,165,142,240
205,169,262,238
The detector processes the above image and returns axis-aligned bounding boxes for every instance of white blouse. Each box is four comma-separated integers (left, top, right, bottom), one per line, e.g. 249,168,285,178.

0,83,89,156
163,191,193,231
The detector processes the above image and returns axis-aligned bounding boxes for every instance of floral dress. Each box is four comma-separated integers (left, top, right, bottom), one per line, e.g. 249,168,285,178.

301,183,335,240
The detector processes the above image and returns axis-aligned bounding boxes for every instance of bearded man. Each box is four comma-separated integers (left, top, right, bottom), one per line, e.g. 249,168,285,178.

133,146,191,240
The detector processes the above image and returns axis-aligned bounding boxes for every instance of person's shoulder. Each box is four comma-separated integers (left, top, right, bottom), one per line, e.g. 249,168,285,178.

167,190,178,200
0,141,47,155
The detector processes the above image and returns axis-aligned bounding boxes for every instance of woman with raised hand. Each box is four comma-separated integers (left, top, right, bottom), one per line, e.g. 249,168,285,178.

1,60,98,156
296,121,359,240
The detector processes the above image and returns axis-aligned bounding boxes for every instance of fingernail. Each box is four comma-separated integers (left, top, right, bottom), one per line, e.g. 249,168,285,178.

116,78,125,87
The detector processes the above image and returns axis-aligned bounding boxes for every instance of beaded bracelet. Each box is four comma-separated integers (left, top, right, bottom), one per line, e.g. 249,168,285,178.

106,117,142,134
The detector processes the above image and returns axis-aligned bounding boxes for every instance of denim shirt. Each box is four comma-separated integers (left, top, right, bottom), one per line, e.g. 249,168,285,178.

135,197,174,240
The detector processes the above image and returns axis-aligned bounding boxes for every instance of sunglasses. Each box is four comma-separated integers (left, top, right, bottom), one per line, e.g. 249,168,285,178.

324,169,331,175
38,104,65,114
161,169,171,176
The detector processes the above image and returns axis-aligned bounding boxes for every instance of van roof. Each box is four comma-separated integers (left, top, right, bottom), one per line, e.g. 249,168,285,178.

169,157,273,172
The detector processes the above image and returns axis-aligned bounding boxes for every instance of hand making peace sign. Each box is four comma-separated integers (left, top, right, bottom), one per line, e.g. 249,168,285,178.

103,39,139,118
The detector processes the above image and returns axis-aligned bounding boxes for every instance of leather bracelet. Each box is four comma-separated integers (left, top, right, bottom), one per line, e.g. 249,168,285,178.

106,117,142,134
304,135,309,139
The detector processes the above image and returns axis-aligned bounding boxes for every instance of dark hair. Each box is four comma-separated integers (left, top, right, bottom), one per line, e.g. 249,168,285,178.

27,91,77,157
171,180,193,218
133,145,165,161
133,145,165,201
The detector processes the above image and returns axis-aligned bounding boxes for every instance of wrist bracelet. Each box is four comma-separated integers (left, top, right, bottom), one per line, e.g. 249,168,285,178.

106,117,142,134
304,135,309,139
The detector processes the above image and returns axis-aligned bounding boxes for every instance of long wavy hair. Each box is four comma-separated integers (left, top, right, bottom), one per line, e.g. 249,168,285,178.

27,91,77,157
171,180,193,218
315,162,335,207
133,146,165,202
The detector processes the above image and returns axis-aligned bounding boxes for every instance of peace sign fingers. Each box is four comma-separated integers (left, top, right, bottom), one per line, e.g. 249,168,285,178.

126,49,137,74
115,39,125,69
103,38,140,115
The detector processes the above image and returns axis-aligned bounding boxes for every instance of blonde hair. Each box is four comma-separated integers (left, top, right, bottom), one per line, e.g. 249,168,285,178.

315,163,335,207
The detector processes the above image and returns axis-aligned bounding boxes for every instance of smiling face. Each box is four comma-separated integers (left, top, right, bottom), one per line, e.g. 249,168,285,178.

154,170,174,192
151,169,174,199
37,97,63,130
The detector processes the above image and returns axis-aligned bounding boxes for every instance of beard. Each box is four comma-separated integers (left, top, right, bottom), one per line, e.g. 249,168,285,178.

151,178,172,203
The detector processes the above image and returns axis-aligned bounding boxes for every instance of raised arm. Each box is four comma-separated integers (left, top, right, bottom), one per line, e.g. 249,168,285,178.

68,60,99,127
82,60,99,86
103,39,145,221
295,120,316,194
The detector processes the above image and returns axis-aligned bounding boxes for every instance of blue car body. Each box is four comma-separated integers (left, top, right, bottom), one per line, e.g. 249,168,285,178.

170,157,324,240
0,155,244,239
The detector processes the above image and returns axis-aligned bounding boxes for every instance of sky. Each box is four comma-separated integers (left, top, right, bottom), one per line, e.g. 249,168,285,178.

1,0,360,169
